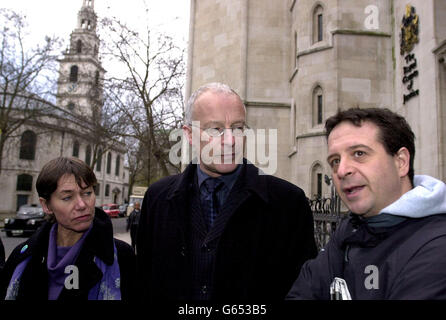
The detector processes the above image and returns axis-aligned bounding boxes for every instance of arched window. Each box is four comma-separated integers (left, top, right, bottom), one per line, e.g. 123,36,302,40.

19,130,37,160
105,184,110,197
106,152,112,174
72,140,80,157
94,183,100,196
76,39,82,54
312,85,323,126
115,155,120,176
95,71,100,86
96,148,102,172
16,174,33,191
70,65,78,82
313,5,324,43
85,145,92,166
294,31,298,68
311,163,323,200
81,19,91,29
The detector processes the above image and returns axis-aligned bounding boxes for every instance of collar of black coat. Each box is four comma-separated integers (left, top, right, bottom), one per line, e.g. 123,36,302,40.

166,158,269,203
15,207,115,265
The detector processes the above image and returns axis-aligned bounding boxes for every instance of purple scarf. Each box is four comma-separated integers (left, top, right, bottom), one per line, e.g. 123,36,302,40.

47,224,91,300
5,224,121,300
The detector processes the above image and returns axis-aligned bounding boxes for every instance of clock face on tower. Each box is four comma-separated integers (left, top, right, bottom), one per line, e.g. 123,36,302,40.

68,83,78,92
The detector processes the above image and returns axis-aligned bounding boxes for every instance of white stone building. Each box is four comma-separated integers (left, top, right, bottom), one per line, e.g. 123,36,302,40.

186,0,446,198
0,0,129,215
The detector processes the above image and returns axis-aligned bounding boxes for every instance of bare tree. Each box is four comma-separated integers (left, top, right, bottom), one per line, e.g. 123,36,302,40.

99,9,185,186
0,8,62,174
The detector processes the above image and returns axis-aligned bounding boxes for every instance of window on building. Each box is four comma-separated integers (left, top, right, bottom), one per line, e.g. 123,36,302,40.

85,145,92,166
73,140,80,157
318,14,323,41
96,148,102,172
94,183,100,196
16,174,33,191
312,85,323,126
289,99,297,148
70,65,78,82
294,31,298,68
95,71,100,87
313,5,324,43
115,155,120,176
19,130,37,160
81,19,91,29
317,173,322,198
106,152,112,174
105,184,110,197
16,195,28,211
67,102,75,110
311,163,323,199
76,40,82,54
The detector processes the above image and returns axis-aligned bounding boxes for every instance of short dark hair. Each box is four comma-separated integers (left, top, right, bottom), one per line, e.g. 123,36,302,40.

36,157,97,201
325,107,415,185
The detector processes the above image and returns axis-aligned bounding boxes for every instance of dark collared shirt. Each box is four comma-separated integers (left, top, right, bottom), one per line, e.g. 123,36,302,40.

197,164,241,220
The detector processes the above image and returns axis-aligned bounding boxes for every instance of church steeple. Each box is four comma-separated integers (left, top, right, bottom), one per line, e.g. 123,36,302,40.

77,0,97,32
56,0,105,119
71,0,99,59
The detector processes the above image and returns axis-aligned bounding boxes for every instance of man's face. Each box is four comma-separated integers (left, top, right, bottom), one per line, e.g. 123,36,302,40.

40,174,96,234
327,121,410,217
184,91,246,177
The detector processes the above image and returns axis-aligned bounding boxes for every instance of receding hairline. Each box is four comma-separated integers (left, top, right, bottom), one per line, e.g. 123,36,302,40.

185,82,245,124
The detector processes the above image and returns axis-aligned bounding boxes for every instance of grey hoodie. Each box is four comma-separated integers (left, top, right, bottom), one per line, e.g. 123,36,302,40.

366,175,446,227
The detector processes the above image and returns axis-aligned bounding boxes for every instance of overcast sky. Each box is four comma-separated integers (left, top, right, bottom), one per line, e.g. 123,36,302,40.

1,0,190,48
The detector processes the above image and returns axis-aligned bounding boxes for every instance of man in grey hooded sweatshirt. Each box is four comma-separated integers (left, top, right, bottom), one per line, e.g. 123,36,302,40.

287,107,446,300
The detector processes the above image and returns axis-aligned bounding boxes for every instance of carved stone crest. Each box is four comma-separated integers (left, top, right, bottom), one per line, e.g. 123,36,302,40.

400,5,419,55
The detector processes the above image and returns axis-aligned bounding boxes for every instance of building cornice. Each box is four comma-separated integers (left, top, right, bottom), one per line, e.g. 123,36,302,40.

297,44,333,58
433,39,446,68
332,29,392,38
245,101,291,108
296,131,326,140
57,56,105,72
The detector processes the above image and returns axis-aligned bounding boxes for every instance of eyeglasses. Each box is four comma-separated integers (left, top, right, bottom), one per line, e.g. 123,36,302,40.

189,123,250,137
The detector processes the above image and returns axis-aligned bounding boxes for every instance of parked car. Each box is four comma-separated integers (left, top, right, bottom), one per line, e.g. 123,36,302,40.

101,204,120,218
118,204,128,217
4,204,46,237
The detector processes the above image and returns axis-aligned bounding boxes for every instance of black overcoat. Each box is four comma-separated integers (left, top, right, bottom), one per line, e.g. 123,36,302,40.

136,160,317,301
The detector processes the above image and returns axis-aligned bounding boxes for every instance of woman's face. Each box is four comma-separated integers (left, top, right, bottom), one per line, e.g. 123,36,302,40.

40,174,96,237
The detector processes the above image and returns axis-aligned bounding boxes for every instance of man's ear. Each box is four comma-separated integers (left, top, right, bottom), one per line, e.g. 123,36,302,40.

39,197,53,215
395,147,410,178
182,125,193,146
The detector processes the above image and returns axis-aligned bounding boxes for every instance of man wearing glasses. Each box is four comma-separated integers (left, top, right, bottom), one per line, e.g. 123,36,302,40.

136,82,317,301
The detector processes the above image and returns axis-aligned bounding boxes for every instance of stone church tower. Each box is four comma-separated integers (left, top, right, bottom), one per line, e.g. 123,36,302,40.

0,0,128,216
56,0,105,119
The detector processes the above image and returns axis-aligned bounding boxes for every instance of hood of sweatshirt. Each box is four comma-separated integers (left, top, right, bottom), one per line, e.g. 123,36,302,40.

365,175,446,228
380,175,446,218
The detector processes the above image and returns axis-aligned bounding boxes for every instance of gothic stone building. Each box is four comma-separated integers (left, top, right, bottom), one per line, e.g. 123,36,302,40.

186,0,446,199
0,0,129,215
